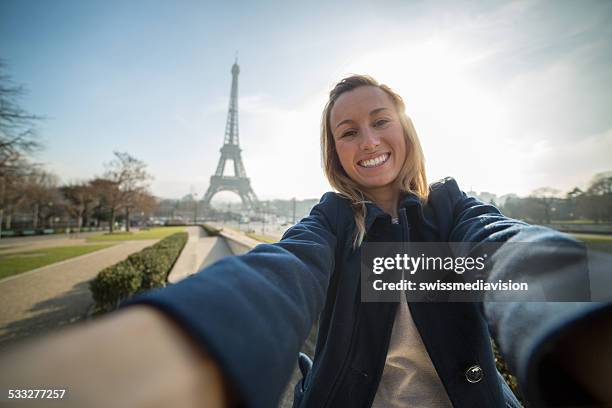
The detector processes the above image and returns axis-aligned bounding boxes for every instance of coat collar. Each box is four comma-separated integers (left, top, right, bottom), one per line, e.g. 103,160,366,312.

364,191,423,231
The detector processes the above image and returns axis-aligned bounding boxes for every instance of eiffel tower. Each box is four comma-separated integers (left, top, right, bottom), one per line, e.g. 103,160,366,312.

202,60,258,210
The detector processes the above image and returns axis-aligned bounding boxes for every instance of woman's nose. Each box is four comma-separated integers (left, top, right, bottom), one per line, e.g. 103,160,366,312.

360,128,380,151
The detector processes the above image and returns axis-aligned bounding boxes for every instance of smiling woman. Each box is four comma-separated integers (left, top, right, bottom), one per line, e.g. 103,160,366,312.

1,74,611,408
321,75,427,247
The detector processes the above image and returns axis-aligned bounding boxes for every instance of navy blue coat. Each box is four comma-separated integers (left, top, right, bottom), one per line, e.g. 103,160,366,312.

121,177,610,408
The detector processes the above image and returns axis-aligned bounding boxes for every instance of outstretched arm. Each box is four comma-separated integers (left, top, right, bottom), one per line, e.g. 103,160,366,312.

444,177,612,406
0,305,232,408
1,192,339,408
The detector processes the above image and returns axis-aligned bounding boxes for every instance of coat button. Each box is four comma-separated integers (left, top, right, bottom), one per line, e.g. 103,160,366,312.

465,365,483,383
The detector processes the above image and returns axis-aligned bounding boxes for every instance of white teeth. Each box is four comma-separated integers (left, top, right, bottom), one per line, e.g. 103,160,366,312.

359,153,389,168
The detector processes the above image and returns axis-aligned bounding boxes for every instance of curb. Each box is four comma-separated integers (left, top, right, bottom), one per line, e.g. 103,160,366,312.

218,228,261,254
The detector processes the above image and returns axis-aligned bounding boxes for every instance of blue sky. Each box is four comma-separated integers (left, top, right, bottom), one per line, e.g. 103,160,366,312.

1,0,611,202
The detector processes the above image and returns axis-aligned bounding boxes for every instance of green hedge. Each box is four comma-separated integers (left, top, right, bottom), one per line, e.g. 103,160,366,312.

89,261,142,311
90,232,188,312
492,339,523,403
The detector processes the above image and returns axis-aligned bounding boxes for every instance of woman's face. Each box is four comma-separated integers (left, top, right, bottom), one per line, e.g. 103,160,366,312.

330,86,407,195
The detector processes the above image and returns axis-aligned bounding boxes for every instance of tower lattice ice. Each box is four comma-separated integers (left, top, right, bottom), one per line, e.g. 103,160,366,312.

202,60,258,209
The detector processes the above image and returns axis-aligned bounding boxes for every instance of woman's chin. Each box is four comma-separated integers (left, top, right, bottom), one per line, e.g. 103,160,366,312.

356,176,397,192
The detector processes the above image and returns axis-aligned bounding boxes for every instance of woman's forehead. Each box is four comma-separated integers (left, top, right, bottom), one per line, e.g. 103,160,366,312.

330,86,395,125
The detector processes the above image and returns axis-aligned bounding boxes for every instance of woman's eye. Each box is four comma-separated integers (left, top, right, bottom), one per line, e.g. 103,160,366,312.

374,118,390,127
341,130,357,138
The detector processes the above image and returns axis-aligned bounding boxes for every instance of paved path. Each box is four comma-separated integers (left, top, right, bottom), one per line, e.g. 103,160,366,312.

0,231,106,250
167,226,233,283
0,240,157,351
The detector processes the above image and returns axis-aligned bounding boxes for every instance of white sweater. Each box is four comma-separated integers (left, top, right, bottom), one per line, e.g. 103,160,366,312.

371,290,454,408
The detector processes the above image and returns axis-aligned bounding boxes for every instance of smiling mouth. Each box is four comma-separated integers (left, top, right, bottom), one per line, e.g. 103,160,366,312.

358,153,390,168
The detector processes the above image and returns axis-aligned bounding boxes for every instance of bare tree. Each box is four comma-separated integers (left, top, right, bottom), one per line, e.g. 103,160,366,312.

61,182,97,230
89,177,122,232
21,170,61,229
104,152,152,232
584,172,612,222
0,62,42,237
0,159,31,232
0,61,41,178
132,191,159,224
587,172,612,195
530,187,562,224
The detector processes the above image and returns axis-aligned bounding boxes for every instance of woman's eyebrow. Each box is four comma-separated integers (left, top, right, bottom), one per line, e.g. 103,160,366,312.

335,118,354,130
335,107,391,129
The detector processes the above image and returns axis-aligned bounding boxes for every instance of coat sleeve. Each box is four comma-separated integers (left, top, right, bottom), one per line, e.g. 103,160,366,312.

443,177,612,407
118,192,339,408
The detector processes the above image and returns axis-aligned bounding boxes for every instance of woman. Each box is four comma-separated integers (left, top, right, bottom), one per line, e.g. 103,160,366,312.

1,76,610,408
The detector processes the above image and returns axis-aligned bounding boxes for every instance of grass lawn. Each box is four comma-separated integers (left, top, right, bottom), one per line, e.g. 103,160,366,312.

571,233,612,254
86,226,186,242
246,233,278,243
551,220,604,225
0,244,115,280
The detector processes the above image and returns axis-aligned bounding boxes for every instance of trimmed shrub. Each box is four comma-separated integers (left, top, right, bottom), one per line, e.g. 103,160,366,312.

90,232,188,313
128,247,172,289
90,261,142,312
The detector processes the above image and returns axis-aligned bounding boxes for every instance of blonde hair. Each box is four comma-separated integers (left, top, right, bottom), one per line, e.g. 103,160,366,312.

321,75,429,248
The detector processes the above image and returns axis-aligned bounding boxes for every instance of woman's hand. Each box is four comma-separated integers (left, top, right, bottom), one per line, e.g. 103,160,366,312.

0,305,235,407
555,307,612,405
